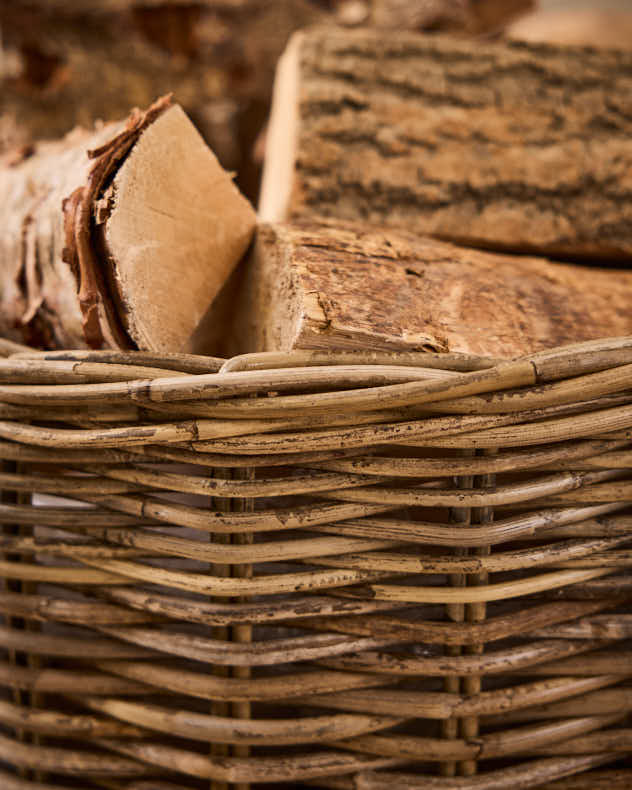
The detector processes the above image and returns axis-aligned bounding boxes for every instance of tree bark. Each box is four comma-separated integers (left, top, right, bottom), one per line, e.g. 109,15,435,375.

225,220,632,358
260,29,632,261
0,98,255,351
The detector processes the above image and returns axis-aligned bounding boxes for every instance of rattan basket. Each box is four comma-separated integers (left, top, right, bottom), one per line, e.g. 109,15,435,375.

0,335,630,790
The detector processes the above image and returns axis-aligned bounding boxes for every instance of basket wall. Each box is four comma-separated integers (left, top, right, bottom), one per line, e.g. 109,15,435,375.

0,339,631,789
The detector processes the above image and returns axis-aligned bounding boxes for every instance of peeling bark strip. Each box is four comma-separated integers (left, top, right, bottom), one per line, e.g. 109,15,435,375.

228,221,632,358
0,98,256,351
261,29,632,261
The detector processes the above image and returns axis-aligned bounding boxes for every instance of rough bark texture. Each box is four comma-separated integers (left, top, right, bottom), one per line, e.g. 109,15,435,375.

226,220,632,358
0,120,128,350
260,29,632,261
0,99,256,351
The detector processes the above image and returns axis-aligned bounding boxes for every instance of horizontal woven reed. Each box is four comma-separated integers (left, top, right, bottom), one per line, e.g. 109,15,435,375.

0,336,630,789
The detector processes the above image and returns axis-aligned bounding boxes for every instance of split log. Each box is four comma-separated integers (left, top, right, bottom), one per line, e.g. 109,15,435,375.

260,29,632,261
223,220,632,358
0,97,256,351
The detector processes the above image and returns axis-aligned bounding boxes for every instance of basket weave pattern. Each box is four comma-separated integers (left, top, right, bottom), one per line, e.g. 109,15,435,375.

0,338,631,789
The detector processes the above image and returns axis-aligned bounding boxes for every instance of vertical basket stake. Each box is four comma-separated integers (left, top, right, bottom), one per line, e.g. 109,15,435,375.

210,469,233,790
1,459,40,783
441,451,474,777
459,448,497,776
231,466,254,790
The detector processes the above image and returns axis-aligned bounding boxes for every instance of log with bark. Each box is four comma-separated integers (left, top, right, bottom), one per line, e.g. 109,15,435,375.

221,220,632,359
260,29,632,261
0,97,256,351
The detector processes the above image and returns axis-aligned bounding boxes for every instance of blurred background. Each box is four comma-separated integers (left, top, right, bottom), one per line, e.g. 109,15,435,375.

1,0,631,205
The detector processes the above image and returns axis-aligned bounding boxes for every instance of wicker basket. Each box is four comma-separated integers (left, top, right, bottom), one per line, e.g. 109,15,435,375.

0,336,630,789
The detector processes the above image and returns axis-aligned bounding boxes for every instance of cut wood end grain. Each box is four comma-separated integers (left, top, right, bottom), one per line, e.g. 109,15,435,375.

103,102,256,352
259,30,302,224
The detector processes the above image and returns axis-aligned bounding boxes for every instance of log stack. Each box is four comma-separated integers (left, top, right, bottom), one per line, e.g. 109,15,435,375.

224,28,632,359
1,20,631,359
2,23,632,359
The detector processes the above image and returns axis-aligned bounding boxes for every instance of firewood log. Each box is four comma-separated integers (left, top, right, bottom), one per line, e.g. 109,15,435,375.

0,97,256,351
223,220,632,358
260,29,632,261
